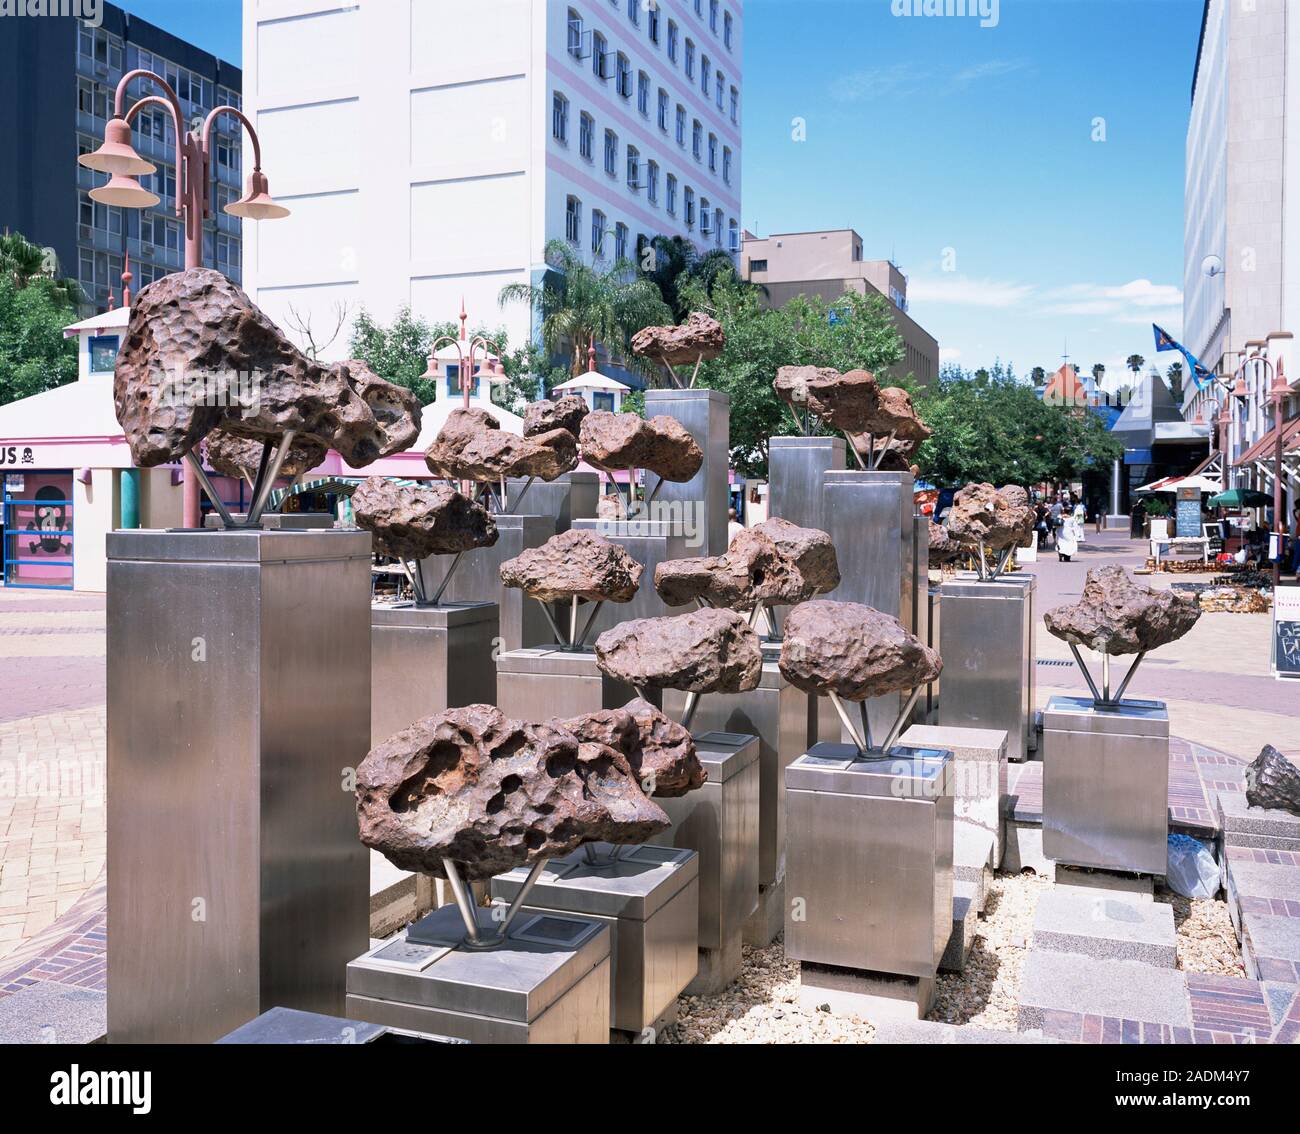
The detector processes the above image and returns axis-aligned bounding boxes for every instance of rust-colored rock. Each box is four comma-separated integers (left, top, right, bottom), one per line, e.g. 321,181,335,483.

779,600,943,700
524,394,588,438
773,366,880,433
867,386,932,443
561,698,705,797
1245,745,1300,816
356,704,670,880
595,607,763,694
945,483,1036,551
578,411,703,482
113,267,420,467
500,529,643,603
927,520,961,564
1043,564,1202,656
352,476,498,560
424,408,578,482
203,427,326,481
630,311,726,366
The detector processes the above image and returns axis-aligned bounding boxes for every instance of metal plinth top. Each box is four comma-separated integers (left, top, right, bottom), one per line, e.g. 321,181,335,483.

692,730,761,783
786,742,953,799
492,843,697,921
1043,694,1169,737
347,903,610,1024
769,435,845,452
645,387,729,405
496,646,601,675
107,525,372,564
942,573,1037,597
371,599,499,629
824,468,913,488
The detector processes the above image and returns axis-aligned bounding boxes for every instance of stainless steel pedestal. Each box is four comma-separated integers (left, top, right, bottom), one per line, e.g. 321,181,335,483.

106,527,371,1043
823,470,916,742
664,665,805,945
647,730,759,994
203,512,334,529
346,904,611,1043
495,646,644,720
491,843,698,1035
785,743,954,978
571,518,691,634
644,388,730,557
938,574,1036,761
922,587,942,724
371,600,499,744
911,514,929,723
1042,695,1170,875
421,514,553,653
506,472,599,534
768,435,846,535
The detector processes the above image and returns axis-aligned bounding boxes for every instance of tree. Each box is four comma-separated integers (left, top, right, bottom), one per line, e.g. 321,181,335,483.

0,276,79,406
640,235,749,320
498,239,671,376
0,231,83,308
1126,354,1144,382
1091,362,1106,384
1030,366,1046,387
1165,361,1184,404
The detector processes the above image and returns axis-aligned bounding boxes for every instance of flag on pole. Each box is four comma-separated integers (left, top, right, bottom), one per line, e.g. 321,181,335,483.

1152,324,1216,390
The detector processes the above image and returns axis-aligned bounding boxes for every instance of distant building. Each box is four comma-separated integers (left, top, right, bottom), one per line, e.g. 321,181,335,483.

739,228,939,384
0,3,243,310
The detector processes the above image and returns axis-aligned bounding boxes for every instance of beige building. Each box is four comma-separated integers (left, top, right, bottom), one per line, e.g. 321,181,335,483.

740,228,939,384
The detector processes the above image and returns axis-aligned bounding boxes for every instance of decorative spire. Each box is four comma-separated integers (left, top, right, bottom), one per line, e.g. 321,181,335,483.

106,289,115,310
587,342,597,373
121,252,133,307
458,296,467,342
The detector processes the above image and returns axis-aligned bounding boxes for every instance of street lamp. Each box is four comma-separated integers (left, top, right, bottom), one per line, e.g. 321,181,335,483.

423,301,506,412
78,68,291,526
1269,360,1290,589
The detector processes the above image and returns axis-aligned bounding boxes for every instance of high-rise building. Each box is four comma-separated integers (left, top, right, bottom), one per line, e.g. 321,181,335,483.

0,3,244,310
240,0,742,360
740,228,939,385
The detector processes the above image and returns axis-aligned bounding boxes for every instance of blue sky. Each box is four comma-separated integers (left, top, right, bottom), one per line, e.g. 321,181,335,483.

122,0,1202,387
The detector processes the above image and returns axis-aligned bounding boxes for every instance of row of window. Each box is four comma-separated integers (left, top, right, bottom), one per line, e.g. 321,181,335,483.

564,192,740,258
598,0,733,55
77,28,238,115
567,7,739,128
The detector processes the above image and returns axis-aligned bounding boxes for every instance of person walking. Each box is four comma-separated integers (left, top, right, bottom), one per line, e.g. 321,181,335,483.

1057,507,1080,562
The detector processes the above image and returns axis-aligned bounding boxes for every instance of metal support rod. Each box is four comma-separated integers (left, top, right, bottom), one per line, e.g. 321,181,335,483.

688,352,703,389
1111,651,1146,704
859,699,874,752
881,685,923,754
429,551,464,606
575,600,604,650
183,450,236,528
991,546,1013,580
539,598,568,647
846,433,867,470
569,595,579,647
489,856,549,943
977,540,989,581
508,476,536,515
1068,643,1104,703
827,691,868,754
662,360,682,389
1102,652,1112,703
871,431,896,471
680,690,700,732
442,858,481,945
408,558,427,605
247,430,297,525
248,439,272,510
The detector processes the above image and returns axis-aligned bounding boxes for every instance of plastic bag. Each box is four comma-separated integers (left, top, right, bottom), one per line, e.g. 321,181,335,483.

1166,834,1219,900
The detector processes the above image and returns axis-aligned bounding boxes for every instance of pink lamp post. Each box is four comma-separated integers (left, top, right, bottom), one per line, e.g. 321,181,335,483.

78,68,290,527
1269,360,1290,589
421,300,506,412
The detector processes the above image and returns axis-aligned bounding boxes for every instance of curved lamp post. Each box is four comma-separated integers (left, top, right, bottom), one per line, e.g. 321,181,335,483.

421,301,506,412
78,69,291,527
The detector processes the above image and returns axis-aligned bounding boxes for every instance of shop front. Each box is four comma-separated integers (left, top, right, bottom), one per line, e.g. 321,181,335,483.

1,466,75,589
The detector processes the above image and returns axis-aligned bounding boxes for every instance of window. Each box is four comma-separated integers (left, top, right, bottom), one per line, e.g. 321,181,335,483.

749,258,768,272
701,56,710,96
647,160,659,203
591,209,607,256
567,9,583,58
657,88,669,131
626,144,640,188
710,0,719,32
684,186,695,228
616,52,631,98
666,174,678,215
637,71,650,116
604,128,618,176
729,218,739,253
593,390,615,411
716,70,724,109
615,222,628,261
628,0,638,26
648,4,660,44
700,197,711,235
723,145,732,184
667,20,678,62
714,208,723,246
566,195,582,244
724,11,733,49
675,105,686,146
552,92,569,143
692,119,702,161
730,85,739,124
685,38,695,80
592,32,608,79
579,112,594,161
708,133,717,172
88,335,120,373
695,0,702,13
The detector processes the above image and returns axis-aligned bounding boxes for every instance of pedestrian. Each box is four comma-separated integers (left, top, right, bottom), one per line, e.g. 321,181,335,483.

1035,502,1051,549
1057,509,1080,562
727,507,744,544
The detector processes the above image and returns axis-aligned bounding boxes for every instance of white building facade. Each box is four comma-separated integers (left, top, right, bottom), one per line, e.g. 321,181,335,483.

240,0,743,361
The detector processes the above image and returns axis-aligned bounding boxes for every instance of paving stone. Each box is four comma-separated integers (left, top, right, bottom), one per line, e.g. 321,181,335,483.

1264,982,1300,1027
1017,949,1189,1031
1006,760,1042,822
1226,853,1300,917
875,1018,1056,1044
0,981,105,1043
1218,791,1300,852
1186,974,1276,1040
1240,911,1300,983
1032,888,1177,967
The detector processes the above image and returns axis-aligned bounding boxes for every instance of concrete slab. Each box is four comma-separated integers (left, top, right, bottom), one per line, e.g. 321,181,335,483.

902,724,1008,865
1032,888,1177,967
1218,792,1300,852
874,1018,1058,1044
954,822,995,897
1054,865,1154,903
799,963,935,1022
1017,950,1189,1031
369,849,437,938
1226,853,1300,908
1241,912,1300,983
1003,819,1053,876
0,982,106,1044
939,881,978,974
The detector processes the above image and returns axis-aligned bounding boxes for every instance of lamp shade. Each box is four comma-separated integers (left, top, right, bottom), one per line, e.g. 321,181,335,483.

90,173,160,209
78,118,157,176
225,170,290,220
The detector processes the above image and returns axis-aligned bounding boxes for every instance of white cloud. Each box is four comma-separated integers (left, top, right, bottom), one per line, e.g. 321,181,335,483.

951,60,1030,85
829,59,1030,103
909,275,1035,308
1042,279,1182,318
939,346,963,362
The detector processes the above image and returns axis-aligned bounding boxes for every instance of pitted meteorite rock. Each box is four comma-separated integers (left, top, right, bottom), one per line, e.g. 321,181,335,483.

499,529,643,603
203,427,327,482
773,366,880,433
779,600,943,700
424,408,578,482
352,476,498,560
595,608,763,694
630,311,726,367
561,698,705,797
945,482,1036,551
1043,564,1202,656
578,411,704,482
866,386,932,443
113,267,421,467
523,394,588,439
927,520,961,564
654,518,839,609
356,704,670,880
1245,745,1300,816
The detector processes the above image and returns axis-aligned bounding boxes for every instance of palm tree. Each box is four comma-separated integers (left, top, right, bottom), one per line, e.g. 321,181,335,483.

499,239,672,375
1030,366,1046,386
1091,363,1105,383
1165,361,1184,403
0,231,83,307
1126,354,1144,381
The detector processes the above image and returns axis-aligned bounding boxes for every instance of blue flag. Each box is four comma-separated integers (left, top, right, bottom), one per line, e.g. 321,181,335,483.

1152,324,1216,390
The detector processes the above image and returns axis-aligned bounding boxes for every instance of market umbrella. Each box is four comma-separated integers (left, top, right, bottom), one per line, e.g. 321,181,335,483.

1207,487,1273,509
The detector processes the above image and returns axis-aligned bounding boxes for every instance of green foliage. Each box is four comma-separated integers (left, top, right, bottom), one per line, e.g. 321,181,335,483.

678,274,906,478
0,276,79,406
915,363,1123,488
642,235,744,320
1142,497,1171,516
0,231,83,308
